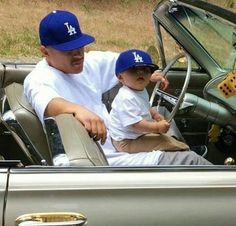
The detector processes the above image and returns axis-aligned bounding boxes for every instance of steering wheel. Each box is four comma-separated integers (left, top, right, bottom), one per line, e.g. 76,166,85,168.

149,52,192,122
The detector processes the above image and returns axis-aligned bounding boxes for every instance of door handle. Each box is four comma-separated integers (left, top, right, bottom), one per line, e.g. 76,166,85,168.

15,212,87,226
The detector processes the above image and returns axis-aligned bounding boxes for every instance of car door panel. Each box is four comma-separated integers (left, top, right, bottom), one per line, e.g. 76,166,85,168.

4,168,236,226
166,70,210,97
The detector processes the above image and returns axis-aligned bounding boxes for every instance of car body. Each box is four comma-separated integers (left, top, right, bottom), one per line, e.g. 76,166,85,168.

0,0,236,225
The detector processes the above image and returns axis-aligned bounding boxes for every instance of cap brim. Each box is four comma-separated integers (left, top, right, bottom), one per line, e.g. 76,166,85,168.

116,63,159,76
51,33,95,51
134,63,159,72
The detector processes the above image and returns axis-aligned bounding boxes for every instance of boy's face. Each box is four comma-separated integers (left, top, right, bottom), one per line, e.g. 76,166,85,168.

40,46,85,74
118,66,152,91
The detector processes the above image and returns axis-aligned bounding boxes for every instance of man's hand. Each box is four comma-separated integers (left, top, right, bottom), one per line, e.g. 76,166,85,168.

73,107,107,145
45,97,107,145
150,71,169,91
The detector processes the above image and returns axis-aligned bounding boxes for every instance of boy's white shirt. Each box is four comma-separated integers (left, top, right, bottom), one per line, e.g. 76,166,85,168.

108,85,162,165
109,85,152,141
24,51,162,166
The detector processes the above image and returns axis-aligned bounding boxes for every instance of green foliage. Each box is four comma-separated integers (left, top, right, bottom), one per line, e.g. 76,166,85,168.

100,39,131,49
225,0,235,8
147,45,160,64
0,28,39,57
0,0,234,59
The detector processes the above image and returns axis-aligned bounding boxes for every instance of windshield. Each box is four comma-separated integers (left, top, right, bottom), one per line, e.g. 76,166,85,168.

171,4,236,71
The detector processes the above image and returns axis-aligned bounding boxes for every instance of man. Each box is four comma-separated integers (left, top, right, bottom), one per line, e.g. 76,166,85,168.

24,10,212,166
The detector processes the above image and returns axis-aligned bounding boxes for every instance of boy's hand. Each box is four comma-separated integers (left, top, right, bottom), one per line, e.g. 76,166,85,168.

155,119,170,134
150,71,169,91
153,113,164,122
150,107,164,121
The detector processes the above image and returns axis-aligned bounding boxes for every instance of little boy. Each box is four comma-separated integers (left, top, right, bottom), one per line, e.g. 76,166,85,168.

109,49,189,153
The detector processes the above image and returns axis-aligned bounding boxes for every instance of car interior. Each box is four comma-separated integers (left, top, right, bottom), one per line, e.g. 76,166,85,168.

0,59,236,167
0,1,235,168
0,63,110,166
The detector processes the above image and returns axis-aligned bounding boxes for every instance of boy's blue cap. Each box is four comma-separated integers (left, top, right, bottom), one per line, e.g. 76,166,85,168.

39,10,95,51
115,49,158,76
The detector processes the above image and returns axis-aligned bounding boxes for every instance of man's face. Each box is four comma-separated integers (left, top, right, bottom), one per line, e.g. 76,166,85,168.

41,46,85,74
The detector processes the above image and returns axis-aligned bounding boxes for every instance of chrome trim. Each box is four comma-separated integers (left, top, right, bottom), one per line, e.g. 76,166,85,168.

2,110,16,122
169,0,178,13
182,93,235,127
168,52,191,121
15,212,87,226
150,52,191,122
150,52,186,106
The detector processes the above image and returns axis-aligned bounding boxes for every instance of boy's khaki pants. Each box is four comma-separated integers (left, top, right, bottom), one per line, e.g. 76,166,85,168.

112,133,189,153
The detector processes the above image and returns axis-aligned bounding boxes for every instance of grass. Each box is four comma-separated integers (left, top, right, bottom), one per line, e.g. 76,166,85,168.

0,0,235,60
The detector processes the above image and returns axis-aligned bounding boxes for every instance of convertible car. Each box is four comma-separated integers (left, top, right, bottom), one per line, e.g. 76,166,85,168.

1,0,236,225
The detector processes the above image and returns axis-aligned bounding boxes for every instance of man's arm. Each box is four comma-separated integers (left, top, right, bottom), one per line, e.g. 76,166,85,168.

45,97,107,145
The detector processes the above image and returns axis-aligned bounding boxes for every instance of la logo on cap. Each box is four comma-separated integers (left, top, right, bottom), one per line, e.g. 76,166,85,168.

132,51,143,63
64,22,77,36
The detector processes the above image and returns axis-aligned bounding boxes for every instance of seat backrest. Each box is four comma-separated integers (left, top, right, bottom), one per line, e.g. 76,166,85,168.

102,83,122,112
0,63,4,88
0,63,35,88
2,82,52,165
2,82,108,166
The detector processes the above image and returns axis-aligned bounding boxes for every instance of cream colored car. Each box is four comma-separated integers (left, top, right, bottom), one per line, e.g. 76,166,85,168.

1,0,236,225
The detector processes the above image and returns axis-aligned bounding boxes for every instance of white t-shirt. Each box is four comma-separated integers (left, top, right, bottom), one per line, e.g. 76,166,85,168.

24,51,118,124
109,85,152,141
24,51,162,166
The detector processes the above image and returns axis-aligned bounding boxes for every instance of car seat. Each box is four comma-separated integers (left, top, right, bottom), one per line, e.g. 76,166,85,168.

1,82,108,166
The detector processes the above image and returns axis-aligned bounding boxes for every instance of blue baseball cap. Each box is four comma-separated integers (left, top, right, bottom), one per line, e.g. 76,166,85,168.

39,10,95,51
115,49,158,76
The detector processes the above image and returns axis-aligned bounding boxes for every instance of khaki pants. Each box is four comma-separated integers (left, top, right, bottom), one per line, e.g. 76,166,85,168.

112,133,189,153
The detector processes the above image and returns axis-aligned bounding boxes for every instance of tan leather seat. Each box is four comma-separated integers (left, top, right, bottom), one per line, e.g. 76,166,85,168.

2,83,108,166
2,82,52,165
47,114,108,166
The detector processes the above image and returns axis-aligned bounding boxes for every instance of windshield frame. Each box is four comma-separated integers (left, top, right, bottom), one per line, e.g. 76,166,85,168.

152,0,236,78
170,3,236,72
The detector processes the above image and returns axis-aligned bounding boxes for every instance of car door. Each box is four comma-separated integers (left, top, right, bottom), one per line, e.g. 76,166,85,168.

4,166,236,226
